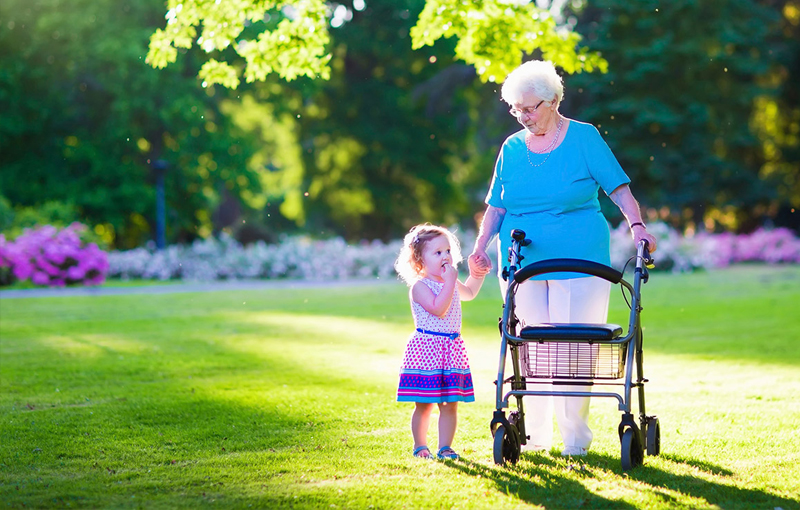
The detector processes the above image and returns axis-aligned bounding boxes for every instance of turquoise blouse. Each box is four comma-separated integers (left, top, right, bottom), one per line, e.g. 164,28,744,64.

485,120,630,280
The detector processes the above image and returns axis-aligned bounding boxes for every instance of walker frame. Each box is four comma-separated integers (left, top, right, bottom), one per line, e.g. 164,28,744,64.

489,229,660,471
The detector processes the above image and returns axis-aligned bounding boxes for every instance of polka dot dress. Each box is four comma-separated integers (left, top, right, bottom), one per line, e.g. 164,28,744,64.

397,278,475,403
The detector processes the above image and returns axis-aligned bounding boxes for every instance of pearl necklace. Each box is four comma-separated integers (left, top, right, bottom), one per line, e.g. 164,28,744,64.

525,117,564,168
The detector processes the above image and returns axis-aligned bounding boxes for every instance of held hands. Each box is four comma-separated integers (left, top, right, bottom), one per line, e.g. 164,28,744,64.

468,251,492,279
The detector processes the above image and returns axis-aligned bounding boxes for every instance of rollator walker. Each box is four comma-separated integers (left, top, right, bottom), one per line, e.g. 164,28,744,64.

489,229,660,471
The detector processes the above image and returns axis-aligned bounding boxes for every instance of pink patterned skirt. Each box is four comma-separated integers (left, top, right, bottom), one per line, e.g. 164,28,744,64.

397,329,474,403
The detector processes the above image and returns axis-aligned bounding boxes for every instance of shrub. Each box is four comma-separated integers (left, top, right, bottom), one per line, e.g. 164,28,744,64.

103,223,800,284
0,196,13,232
106,232,403,282
0,223,109,287
609,221,717,272
609,223,800,272
702,227,800,266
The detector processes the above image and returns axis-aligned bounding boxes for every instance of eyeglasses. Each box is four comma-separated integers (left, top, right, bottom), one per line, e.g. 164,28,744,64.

509,100,545,118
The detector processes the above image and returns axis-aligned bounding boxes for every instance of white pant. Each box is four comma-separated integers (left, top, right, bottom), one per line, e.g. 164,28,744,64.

500,276,611,450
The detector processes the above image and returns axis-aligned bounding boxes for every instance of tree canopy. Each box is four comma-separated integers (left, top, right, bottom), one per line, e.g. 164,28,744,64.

146,0,607,87
0,0,272,247
564,0,797,231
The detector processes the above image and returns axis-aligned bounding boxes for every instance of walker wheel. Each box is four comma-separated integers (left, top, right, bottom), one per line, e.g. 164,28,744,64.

646,417,661,456
620,427,643,471
492,424,520,466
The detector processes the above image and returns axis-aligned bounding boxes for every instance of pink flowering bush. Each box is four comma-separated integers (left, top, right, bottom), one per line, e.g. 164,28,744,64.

701,227,800,266
0,223,109,287
610,223,800,272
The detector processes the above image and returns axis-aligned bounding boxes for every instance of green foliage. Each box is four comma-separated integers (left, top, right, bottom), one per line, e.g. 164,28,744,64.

139,0,611,237
0,196,14,232
411,0,607,82
294,0,465,238
564,0,787,230
0,0,271,248
198,58,242,89
280,0,517,239
219,93,308,223
756,1,800,212
0,196,114,247
1,267,800,507
0,199,80,239
146,0,331,87
146,0,604,87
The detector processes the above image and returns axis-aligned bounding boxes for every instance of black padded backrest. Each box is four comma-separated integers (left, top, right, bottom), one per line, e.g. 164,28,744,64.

514,258,623,284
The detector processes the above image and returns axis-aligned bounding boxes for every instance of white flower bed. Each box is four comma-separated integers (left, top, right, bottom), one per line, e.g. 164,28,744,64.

107,232,404,282
106,223,800,282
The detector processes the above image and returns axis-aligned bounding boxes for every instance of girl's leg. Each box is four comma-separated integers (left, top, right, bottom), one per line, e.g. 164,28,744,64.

437,402,458,448
548,277,611,453
412,403,435,453
506,278,554,451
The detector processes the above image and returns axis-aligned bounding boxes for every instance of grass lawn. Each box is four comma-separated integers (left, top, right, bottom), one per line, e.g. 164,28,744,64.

1,265,799,509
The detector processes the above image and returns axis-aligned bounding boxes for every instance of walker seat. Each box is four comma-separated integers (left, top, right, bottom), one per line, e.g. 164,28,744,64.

519,323,623,341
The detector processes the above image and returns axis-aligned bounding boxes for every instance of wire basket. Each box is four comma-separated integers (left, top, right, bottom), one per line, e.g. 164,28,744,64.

521,341,626,379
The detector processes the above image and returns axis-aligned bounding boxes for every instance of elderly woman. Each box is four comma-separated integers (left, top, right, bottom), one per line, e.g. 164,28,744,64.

469,60,657,457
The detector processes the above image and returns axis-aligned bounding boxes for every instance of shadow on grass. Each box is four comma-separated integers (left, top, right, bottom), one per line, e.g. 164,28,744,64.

0,307,388,507
444,450,799,510
443,454,638,509
624,453,800,510
658,453,734,476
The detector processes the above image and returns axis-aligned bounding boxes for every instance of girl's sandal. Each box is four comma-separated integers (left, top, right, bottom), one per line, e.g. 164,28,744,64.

436,446,460,460
413,445,433,459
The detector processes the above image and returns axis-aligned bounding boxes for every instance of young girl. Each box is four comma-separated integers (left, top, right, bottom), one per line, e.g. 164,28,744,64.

394,224,491,460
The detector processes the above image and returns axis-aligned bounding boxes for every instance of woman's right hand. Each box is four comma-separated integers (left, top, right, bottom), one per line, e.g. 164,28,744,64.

470,205,504,276
468,251,491,278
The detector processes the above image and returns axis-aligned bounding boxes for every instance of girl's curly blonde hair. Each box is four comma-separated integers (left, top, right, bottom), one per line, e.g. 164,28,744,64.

394,224,463,286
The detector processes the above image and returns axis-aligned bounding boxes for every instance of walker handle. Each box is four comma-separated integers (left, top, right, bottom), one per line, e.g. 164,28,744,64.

638,240,655,269
511,229,531,247
513,258,624,284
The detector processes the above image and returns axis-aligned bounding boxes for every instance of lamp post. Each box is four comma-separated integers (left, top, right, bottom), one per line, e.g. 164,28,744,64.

152,159,169,250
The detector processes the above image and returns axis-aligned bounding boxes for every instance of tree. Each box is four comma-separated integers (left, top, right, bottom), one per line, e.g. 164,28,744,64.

141,0,611,239
755,0,800,231
564,0,787,232
290,0,481,239
0,0,270,248
228,0,508,240
146,0,607,87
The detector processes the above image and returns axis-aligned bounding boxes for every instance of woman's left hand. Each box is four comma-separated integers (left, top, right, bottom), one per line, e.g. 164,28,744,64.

632,225,657,252
609,185,658,253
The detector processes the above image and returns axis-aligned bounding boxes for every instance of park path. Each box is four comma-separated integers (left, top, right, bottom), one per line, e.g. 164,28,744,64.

0,278,391,299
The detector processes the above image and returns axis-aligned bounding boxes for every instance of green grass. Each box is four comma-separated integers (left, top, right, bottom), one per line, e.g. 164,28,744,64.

1,265,799,509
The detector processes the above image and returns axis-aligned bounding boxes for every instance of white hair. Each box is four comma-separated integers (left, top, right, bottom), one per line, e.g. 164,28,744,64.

501,60,564,106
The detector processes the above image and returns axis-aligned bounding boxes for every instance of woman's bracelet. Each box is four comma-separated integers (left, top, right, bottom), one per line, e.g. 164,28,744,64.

630,222,646,230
